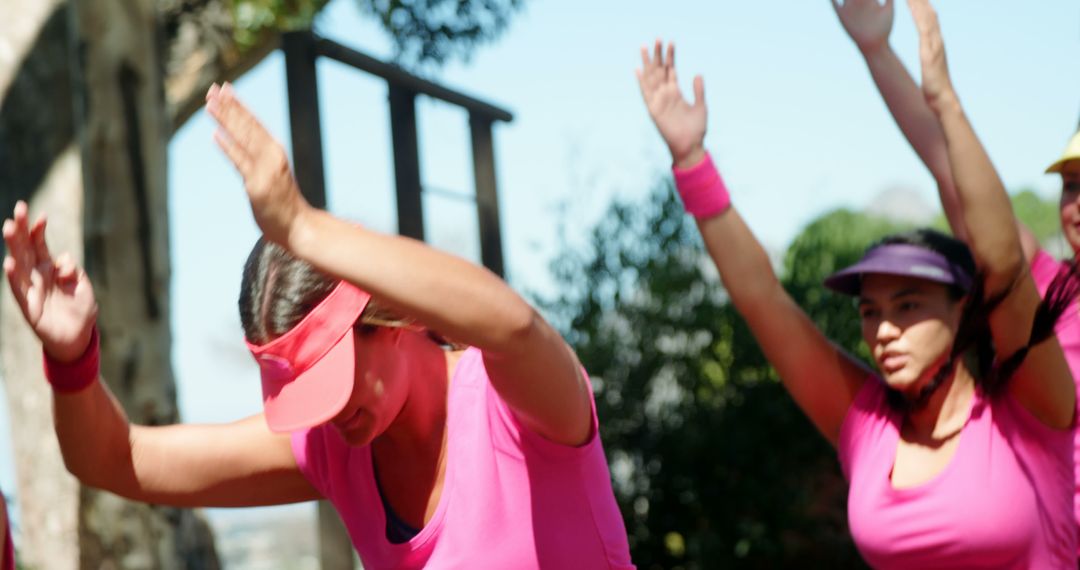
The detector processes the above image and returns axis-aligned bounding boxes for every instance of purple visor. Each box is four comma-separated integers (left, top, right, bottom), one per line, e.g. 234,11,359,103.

823,243,973,296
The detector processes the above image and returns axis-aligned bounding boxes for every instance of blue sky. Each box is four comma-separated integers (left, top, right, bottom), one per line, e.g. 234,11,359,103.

2,0,1079,530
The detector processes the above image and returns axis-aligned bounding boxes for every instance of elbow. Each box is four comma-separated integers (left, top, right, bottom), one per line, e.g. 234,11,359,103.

57,431,132,494
60,451,104,489
975,242,1026,289
490,302,543,356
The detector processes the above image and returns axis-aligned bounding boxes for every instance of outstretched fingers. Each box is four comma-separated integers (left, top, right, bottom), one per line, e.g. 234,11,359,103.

638,42,666,101
666,43,679,87
908,0,939,40
908,0,948,85
692,75,705,109
212,129,252,176
4,202,34,276
205,83,269,174
29,215,52,268
3,202,41,317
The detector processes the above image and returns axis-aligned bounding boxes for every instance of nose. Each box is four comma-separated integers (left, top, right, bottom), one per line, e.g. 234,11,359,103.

876,318,901,343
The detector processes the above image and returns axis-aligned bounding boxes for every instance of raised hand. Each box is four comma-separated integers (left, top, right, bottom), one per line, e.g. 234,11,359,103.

206,83,309,245
908,0,956,112
833,0,894,54
3,201,98,362
636,40,707,168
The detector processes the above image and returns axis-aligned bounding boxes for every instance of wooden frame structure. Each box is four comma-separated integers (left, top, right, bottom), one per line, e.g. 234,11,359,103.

280,30,514,568
282,31,513,277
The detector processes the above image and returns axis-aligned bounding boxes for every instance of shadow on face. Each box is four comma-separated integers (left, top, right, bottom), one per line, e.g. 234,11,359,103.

857,274,964,394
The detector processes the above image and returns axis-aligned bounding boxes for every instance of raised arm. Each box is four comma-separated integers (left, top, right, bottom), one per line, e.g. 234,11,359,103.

909,0,1075,428
205,84,592,447
832,0,1039,257
2,202,317,507
636,41,871,444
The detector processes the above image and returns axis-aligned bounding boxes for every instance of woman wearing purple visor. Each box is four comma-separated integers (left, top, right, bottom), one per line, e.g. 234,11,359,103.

833,0,1080,556
636,0,1077,566
1,85,634,568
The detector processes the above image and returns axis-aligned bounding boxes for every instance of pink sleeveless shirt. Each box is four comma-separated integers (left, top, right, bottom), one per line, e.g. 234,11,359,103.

291,347,635,569
839,378,1076,568
1031,249,1080,554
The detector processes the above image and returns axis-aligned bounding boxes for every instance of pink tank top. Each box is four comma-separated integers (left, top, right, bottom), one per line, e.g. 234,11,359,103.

1032,249,1080,554
291,347,635,569
839,378,1076,568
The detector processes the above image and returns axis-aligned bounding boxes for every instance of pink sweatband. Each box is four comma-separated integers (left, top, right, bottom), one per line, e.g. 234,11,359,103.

672,152,731,219
43,327,100,393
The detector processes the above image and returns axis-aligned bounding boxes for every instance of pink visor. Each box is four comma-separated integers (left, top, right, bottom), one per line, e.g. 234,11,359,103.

245,281,371,433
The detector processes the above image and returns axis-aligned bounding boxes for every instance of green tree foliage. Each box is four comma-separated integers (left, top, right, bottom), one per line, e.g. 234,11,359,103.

929,189,1061,247
1011,188,1062,245
230,0,524,64
545,180,907,568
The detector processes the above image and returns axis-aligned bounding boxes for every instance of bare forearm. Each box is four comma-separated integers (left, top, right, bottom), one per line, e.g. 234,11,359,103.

287,206,535,353
862,46,967,240
696,210,785,315
934,98,1025,284
53,380,139,492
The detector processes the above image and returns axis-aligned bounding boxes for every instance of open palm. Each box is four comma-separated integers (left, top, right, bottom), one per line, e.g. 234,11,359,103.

636,41,707,167
3,202,97,362
206,83,308,246
833,0,894,53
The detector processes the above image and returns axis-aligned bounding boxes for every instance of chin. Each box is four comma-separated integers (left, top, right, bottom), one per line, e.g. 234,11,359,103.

337,427,377,447
879,368,922,394
333,416,380,447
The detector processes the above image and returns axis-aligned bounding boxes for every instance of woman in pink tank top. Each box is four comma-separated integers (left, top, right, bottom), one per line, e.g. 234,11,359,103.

1,85,633,568
832,0,1080,553
636,0,1078,566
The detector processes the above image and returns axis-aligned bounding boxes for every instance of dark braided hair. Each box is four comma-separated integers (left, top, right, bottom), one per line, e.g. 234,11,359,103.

871,229,1080,411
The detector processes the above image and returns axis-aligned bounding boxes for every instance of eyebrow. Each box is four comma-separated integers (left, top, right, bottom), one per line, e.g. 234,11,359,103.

858,287,924,305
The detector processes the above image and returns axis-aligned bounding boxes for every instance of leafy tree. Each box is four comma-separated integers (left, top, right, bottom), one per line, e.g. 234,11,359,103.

545,179,908,568
230,0,524,64
1011,188,1063,245
929,188,1061,248
0,0,526,566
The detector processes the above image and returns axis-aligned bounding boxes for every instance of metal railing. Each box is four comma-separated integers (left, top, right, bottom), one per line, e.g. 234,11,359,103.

279,30,514,568
282,31,513,277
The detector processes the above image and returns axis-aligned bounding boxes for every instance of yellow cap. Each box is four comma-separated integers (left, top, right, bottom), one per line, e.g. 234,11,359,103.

1046,130,1080,173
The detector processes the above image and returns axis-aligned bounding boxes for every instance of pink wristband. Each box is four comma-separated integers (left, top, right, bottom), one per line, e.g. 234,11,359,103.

672,152,731,219
43,327,100,393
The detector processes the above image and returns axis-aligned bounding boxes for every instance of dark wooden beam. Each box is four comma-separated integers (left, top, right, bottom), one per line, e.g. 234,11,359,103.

389,86,424,240
470,114,505,277
317,37,513,124
282,31,327,209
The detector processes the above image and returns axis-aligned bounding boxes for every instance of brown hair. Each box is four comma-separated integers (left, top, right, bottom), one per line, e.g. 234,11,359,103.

238,238,461,348
872,229,1080,410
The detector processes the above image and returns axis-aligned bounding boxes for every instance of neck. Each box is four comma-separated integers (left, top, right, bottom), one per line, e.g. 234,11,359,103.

906,359,975,440
377,331,452,452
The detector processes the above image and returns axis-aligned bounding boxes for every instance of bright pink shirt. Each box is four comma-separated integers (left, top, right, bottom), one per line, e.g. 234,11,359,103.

1032,249,1080,554
839,378,1076,568
291,347,635,569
